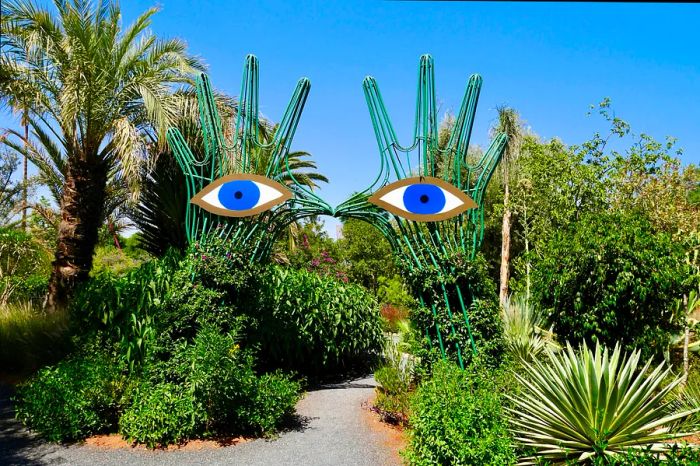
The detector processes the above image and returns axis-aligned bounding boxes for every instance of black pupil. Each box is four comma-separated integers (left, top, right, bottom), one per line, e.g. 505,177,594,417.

234,191,243,200
420,194,429,203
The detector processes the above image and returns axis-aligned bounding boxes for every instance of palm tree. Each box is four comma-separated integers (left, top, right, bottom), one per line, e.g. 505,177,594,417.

493,107,524,306
0,0,203,310
251,123,329,190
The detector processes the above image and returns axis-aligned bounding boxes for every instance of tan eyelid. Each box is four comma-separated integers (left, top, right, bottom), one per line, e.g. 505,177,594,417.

368,176,477,222
190,174,293,217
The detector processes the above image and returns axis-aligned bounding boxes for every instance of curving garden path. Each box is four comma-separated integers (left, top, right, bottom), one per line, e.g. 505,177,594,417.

0,376,401,466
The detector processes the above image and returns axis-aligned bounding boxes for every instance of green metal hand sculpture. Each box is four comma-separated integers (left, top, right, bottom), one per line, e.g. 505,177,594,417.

168,53,505,368
166,55,333,261
335,55,507,367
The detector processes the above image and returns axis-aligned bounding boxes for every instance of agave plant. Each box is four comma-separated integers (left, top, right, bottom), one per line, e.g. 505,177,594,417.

508,342,699,465
501,294,559,363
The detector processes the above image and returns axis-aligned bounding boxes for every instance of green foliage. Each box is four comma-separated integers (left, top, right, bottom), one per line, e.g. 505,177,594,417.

673,370,700,433
0,302,71,373
131,152,189,257
535,443,700,465
153,240,260,358
283,217,342,272
374,333,416,424
377,275,415,332
377,275,415,310
403,360,516,466
501,294,559,363
72,251,180,371
118,381,200,448
256,265,384,376
531,211,688,356
120,325,300,447
0,149,24,226
174,324,300,435
14,352,127,442
509,342,698,464
405,252,505,368
91,245,149,277
339,219,396,293
0,227,51,305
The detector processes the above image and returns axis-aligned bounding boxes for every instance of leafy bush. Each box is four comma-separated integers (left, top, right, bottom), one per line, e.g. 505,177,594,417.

153,236,383,378
72,251,179,371
121,325,300,447
0,302,71,372
90,245,149,277
404,252,505,369
118,381,201,448
174,323,300,435
256,265,384,376
14,352,127,442
403,360,516,466
0,227,50,305
509,342,698,464
152,241,260,359
531,211,688,356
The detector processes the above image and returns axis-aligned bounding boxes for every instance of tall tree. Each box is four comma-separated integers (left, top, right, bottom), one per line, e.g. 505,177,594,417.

493,107,524,306
0,149,25,226
0,0,203,310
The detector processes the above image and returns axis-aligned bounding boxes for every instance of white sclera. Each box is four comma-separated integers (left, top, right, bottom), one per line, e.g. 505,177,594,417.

199,181,285,211
440,189,464,214
379,184,465,215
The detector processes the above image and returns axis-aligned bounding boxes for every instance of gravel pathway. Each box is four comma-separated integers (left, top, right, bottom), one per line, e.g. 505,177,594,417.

0,377,400,466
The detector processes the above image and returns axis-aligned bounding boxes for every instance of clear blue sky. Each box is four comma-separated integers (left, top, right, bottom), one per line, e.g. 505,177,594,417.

3,1,699,236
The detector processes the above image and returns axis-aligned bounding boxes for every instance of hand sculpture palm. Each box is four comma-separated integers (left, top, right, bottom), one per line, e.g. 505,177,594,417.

335,55,507,367
166,55,333,261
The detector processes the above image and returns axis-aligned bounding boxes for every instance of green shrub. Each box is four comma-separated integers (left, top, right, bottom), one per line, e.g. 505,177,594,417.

121,325,300,447
90,245,149,277
374,334,415,424
153,236,383,378
118,381,201,448
174,324,301,436
0,302,71,373
403,360,516,466
0,227,51,305
72,251,179,371
509,342,698,464
238,372,302,434
13,352,127,442
152,238,260,351
9,273,48,306
531,211,688,357
536,443,700,465
404,252,505,369
256,265,384,376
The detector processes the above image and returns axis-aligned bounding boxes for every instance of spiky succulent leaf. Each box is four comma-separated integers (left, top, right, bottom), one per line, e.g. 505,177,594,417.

508,342,700,465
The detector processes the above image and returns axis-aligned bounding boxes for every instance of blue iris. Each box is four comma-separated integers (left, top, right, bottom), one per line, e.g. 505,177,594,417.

218,180,260,211
402,183,446,215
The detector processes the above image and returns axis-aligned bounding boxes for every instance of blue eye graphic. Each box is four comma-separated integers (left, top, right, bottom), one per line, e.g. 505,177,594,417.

368,176,477,221
191,174,292,217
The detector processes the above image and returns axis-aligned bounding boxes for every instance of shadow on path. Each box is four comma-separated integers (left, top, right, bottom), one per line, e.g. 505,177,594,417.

0,385,65,466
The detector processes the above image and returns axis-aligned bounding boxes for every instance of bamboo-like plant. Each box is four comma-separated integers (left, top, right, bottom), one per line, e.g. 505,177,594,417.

508,342,700,465
501,294,559,363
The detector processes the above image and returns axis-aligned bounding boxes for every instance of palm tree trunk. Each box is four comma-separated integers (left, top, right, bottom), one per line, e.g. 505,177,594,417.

499,179,511,306
45,158,108,312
